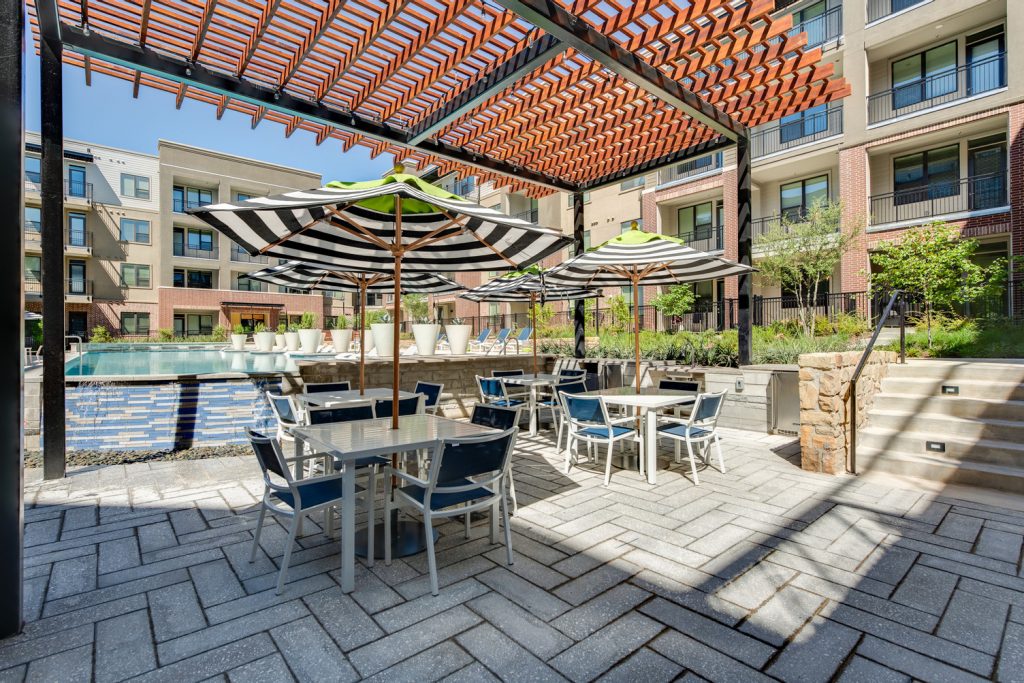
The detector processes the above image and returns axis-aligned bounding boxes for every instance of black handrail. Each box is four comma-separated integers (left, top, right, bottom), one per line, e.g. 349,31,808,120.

847,291,906,474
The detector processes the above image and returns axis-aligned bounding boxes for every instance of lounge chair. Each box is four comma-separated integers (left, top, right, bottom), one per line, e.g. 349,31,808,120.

508,327,533,354
467,329,491,353
485,328,511,354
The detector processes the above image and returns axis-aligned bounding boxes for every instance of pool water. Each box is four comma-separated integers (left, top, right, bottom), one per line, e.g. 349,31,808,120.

65,348,308,377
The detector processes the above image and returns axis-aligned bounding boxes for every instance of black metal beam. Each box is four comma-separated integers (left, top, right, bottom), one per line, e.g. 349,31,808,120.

572,191,585,359
408,34,563,145
490,0,746,141
579,135,733,191
736,134,752,366
58,23,579,192
0,0,24,638
39,0,66,480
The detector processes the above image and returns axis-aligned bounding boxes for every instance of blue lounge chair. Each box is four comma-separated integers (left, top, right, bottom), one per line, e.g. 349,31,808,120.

468,329,491,353
485,328,511,354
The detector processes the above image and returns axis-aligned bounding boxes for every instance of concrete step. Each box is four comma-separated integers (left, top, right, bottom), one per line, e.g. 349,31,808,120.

887,359,1024,383
856,446,1024,495
874,393,1024,421
867,409,1024,443
857,425,1024,468
879,377,1024,401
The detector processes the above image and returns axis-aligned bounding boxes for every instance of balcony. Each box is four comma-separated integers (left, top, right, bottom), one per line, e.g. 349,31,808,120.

23,180,94,208
174,244,219,260
679,225,724,252
751,104,842,159
65,278,93,303
869,172,1009,227
788,5,842,49
867,0,928,23
657,152,723,187
25,222,41,251
230,246,269,264
512,208,539,223
65,229,93,256
868,54,1006,125
752,215,783,238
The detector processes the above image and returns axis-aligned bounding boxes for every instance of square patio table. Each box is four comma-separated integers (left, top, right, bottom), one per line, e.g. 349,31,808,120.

295,387,418,408
500,373,561,435
580,387,696,485
291,414,498,592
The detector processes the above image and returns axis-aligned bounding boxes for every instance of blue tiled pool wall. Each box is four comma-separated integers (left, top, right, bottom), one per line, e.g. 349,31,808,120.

62,378,281,451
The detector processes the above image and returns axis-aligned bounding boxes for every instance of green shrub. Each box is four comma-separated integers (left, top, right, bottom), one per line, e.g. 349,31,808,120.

90,325,113,343
211,325,229,342
298,312,318,329
157,328,174,342
886,320,1023,359
830,312,870,337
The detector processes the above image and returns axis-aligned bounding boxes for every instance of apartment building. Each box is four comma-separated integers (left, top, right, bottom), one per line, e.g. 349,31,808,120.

23,135,357,338
433,0,1021,326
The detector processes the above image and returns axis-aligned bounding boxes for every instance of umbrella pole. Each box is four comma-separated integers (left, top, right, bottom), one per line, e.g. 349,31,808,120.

633,274,641,394
392,197,402,429
359,279,366,395
531,293,538,376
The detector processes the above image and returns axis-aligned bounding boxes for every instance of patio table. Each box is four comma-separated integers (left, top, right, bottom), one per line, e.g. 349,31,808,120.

500,373,561,435
291,414,498,592
581,387,696,485
295,387,418,409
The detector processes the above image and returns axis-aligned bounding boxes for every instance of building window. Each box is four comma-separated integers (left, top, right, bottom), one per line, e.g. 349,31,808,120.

235,192,254,202
891,41,957,110
893,145,959,206
236,275,265,292
620,176,645,191
67,165,87,197
968,134,1007,210
24,255,41,282
120,173,151,199
121,263,152,288
621,285,643,306
780,175,829,220
567,191,591,207
120,313,151,336
366,292,383,307
119,218,151,243
24,206,40,232
25,155,40,183
966,27,1006,96
187,229,214,252
779,104,828,144
583,230,591,250
676,202,713,241
173,268,213,289
174,313,214,337
172,185,215,213
173,227,216,256
67,213,87,247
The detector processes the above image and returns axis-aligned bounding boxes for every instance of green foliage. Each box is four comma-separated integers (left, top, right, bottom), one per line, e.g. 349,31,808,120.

334,314,349,329
157,328,174,342
755,199,858,336
403,294,430,323
254,323,268,333
886,319,1023,358
231,323,245,335
606,294,632,333
211,325,229,342
651,285,696,322
532,302,556,334
277,323,287,334
871,222,1009,348
298,312,318,329
368,310,391,325
90,325,113,343
28,319,42,347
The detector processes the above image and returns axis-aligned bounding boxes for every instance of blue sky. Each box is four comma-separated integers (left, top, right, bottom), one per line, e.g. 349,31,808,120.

23,48,395,183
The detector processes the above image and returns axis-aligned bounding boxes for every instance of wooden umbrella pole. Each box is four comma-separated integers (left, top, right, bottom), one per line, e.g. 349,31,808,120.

392,195,402,430
633,272,642,394
531,292,538,376
359,278,367,395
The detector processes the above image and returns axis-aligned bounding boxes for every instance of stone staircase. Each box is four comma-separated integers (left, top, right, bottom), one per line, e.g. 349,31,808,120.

858,359,1024,492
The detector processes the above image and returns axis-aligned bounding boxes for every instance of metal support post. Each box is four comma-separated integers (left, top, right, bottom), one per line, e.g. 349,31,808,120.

736,135,752,366
572,191,585,359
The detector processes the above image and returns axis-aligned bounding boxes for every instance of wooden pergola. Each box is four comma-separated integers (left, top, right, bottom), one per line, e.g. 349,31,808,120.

0,0,848,634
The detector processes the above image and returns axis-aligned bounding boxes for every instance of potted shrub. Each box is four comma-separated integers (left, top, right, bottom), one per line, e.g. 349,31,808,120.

371,312,394,357
284,322,300,352
331,314,352,353
230,323,247,351
253,323,276,352
275,323,286,350
445,317,472,354
412,316,440,356
297,311,322,353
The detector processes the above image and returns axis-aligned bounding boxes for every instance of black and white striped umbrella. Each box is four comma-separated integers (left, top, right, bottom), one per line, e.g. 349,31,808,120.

247,261,464,394
189,169,571,428
545,225,753,391
460,268,598,374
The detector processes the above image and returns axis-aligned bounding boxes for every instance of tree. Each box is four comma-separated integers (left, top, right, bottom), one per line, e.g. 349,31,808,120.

650,285,696,330
402,293,430,322
606,294,631,333
531,301,555,332
870,222,1008,348
754,199,858,337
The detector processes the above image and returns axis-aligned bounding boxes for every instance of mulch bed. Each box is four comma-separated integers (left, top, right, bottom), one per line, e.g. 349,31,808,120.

25,444,252,468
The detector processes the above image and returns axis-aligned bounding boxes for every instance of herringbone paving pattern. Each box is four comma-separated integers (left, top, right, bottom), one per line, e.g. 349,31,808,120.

6,428,1024,682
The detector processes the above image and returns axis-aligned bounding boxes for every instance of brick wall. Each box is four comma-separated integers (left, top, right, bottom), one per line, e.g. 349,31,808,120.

156,287,327,331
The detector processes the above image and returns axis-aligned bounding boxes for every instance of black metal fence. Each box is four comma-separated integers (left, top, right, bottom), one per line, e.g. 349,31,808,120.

788,5,842,49
869,172,1008,226
867,0,928,23
750,104,842,159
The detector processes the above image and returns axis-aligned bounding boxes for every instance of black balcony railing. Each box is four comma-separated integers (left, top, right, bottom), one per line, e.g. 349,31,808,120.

65,278,92,297
658,152,723,186
679,225,724,252
870,172,1009,225
868,54,1006,124
230,246,269,264
867,0,928,23
512,208,539,223
24,220,41,233
174,243,219,259
64,229,92,249
64,179,93,202
789,5,842,48
751,104,842,158
752,215,783,237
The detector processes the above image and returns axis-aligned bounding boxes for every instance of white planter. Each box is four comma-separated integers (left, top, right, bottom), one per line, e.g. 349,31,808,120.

331,328,353,353
360,330,375,353
229,353,247,371
230,333,247,351
275,333,285,349
445,324,472,355
284,331,300,351
371,323,395,357
254,331,276,352
412,323,440,356
298,328,322,353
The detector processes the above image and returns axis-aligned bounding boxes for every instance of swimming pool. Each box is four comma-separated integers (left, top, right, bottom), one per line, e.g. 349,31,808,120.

64,348,311,377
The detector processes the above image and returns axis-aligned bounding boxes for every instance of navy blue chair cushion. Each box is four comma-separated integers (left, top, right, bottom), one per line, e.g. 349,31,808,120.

578,425,635,439
436,432,514,483
478,377,504,397
275,477,356,509
309,405,373,424
657,424,712,439
398,480,493,510
659,380,699,392
268,395,297,425
249,430,288,479
493,370,524,377
564,394,603,423
693,394,723,422
415,382,442,407
471,405,518,430
307,381,351,393
374,396,420,418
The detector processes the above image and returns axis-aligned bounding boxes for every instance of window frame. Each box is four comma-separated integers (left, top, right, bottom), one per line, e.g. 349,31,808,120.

119,217,151,244
120,263,152,289
780,174,830,220
892,144,960,206
120,312,151,336
24,155,41,184
119,173,151,200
